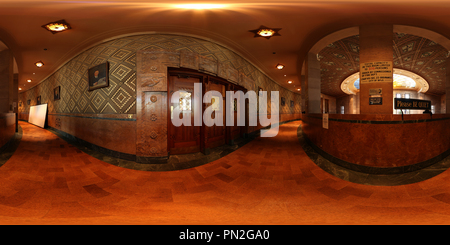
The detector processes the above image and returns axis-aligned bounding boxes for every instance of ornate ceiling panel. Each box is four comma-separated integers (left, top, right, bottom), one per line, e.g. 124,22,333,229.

319,33,448,97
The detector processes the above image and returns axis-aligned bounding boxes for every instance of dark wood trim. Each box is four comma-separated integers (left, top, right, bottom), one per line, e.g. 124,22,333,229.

167,67,247,155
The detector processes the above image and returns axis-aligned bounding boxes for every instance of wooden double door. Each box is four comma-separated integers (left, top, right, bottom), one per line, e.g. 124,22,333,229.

168,69,246,155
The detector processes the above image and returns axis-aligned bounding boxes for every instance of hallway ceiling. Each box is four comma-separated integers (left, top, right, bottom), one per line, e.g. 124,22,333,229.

2,0,450,96
319,33,449,97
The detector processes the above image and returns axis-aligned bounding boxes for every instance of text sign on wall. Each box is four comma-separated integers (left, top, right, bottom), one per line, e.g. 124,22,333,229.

394,98,431,110
369,88,382,95
369,97,382,105
323,113,328,129
360,61,393,83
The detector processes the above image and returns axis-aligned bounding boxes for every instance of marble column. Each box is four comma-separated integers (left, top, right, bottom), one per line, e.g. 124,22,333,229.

359,24,394,114
0,49,14,113
302,52,321,114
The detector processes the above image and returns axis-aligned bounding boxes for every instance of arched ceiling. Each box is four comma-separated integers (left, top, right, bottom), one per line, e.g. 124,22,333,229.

1,0,450,95
319,33,448,98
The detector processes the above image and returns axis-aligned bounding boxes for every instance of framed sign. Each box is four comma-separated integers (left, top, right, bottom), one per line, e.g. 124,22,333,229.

88,62,109,91
369,88,382,95
395,98,431,110
369,97,382,105
360,61,393,84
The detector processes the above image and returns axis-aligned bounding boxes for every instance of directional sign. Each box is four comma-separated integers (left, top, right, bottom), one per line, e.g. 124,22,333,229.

369,88,382,95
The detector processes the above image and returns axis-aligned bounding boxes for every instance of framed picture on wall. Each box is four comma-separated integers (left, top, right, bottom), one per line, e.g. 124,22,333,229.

27,99,30,105
281,97,285,106
290,100,294,108
54,86,61,101
37,95,41,105
88,62,109,91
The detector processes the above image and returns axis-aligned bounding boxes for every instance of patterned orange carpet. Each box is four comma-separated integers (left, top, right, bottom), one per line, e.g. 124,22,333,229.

1,121,450,225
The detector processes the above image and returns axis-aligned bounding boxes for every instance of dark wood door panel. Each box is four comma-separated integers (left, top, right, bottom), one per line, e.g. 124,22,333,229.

168,74,202,154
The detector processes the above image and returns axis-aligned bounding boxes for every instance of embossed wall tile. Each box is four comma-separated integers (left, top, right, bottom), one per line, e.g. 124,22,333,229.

180,50,199,70
199,56,218,75
138,73,167,92
217,62,230,80
227,67,240,84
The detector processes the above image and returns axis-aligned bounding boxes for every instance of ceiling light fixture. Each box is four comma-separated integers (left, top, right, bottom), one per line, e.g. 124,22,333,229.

249,25,282,39
175,4,226,9
287,80,293,84
35,61,44,67
276,64,284,70
27,79,32,83
42,19,71,34
19,87,22,90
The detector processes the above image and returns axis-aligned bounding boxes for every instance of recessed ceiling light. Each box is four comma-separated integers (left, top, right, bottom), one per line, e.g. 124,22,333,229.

249,25,282,39
42,19,71,34
276,64,284,70
287,80,293,84
258,29,275,37
27,79,32,83
35,61,44,67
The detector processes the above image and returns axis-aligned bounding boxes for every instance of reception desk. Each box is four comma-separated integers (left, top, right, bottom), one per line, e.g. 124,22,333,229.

301,113,450,174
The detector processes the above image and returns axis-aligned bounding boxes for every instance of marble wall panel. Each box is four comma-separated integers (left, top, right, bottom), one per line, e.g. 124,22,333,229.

47,113,136,155
302,113,450,168
135,92,168,158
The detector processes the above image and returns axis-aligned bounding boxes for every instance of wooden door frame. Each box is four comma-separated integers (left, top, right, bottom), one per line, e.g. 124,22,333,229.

136,49,256,163
167,67,247,154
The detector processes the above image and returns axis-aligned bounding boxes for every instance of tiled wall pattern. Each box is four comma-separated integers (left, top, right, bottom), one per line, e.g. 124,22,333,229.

19,34,301,116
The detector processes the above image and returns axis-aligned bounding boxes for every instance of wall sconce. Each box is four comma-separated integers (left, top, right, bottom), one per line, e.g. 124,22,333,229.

35,61,44,67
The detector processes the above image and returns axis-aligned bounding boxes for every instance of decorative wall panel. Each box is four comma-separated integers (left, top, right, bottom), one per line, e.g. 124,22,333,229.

19,33,301,117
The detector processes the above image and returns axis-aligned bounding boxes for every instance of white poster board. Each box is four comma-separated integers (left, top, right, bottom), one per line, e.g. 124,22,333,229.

29,104,47,128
